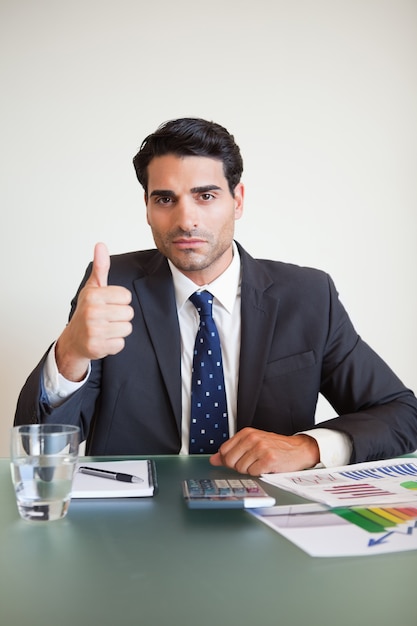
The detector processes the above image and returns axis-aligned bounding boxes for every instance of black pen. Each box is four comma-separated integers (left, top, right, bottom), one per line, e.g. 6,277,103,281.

78,466,144,483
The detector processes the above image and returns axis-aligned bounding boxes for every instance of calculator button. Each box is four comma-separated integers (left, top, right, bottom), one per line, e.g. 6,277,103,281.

200,479,218,495
241,479,261,493
186,479,204,496
214,480,232,496
227,479,246,495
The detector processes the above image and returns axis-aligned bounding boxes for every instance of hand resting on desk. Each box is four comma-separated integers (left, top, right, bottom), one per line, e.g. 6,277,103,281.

209,427,320,475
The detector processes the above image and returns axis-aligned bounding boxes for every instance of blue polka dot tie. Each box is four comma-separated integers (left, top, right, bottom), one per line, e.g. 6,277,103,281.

189,290,229,454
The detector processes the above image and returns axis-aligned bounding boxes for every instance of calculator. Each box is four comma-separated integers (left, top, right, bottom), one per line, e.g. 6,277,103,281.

182,478,276,509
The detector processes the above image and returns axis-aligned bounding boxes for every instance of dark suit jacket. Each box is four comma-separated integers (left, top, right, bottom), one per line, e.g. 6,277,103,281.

15,242,417,462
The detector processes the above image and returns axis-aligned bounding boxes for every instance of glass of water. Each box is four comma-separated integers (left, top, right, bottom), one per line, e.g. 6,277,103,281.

10,424,80,522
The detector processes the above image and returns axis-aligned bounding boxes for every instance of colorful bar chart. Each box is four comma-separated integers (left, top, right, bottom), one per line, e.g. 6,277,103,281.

333,505,417,533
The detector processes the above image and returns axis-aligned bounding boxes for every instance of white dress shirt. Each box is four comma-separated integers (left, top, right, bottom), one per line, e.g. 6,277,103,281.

43,243,351,466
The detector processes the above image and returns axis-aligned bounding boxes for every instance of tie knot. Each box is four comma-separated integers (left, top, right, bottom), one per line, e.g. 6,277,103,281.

189,290,213,317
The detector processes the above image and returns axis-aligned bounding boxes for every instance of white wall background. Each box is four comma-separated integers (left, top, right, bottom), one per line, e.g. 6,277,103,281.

1,0,416,457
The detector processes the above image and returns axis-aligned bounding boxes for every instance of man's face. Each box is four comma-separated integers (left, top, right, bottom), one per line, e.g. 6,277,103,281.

145,154,244,285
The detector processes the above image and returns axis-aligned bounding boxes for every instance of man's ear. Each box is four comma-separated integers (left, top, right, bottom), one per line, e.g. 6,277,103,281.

233,182,244,220
144,192,151,225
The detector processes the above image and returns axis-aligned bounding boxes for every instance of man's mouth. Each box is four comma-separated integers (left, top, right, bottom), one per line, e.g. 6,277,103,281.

172,238,206,249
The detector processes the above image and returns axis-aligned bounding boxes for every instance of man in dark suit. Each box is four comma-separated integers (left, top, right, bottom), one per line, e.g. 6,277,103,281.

15,118,417,475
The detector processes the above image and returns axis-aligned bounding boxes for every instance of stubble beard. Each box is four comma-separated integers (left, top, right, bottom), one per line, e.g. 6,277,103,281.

153,230,232,275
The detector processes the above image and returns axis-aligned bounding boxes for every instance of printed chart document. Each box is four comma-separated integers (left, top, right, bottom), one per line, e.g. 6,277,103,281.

260,457,417,507
71,460,157,498
249,500,417,557
249,457,417,557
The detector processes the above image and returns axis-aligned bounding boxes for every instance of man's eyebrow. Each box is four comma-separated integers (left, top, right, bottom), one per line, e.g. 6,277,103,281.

190,185,222,193
149,189,176,198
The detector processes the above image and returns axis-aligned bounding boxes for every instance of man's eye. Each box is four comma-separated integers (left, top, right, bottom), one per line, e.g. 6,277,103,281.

200,193,214,201
156,197,173,205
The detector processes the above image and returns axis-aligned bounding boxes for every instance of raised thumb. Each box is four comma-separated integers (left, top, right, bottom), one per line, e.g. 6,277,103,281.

89,242,110,287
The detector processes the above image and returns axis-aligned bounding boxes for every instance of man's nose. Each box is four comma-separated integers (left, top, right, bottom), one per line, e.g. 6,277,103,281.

176,197,199,231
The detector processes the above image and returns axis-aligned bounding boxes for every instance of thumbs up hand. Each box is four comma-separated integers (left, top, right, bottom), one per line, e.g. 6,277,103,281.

55,243,134,382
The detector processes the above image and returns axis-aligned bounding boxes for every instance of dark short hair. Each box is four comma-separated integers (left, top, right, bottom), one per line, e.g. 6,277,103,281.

133,117,243,196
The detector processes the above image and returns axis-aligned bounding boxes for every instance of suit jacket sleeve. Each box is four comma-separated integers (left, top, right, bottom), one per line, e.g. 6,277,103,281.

316,275,417,462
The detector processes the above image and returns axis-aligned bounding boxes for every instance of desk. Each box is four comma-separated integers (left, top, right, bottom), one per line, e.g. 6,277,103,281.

0,455,416,625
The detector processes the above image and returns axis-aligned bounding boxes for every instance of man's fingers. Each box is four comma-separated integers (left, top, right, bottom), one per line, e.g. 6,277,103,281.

88,242,110,287
209,452,223,466
209,429,320,475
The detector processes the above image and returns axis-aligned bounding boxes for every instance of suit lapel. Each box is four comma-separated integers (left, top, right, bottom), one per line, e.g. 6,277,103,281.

236,245,281,429
132,256,182,436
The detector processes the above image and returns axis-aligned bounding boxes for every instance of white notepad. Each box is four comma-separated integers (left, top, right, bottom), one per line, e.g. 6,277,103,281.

71,460,157,498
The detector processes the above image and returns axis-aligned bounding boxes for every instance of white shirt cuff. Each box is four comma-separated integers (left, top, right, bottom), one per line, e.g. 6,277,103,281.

43,342,90,407
300,428,352,468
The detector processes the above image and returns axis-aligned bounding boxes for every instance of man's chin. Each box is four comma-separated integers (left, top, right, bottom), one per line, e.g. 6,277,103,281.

169,253,208,273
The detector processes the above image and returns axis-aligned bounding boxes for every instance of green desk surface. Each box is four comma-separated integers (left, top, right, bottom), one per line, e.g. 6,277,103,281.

0,455,416,625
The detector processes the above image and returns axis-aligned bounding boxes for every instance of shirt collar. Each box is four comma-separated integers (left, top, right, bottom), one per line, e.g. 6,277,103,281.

168,241,241,314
